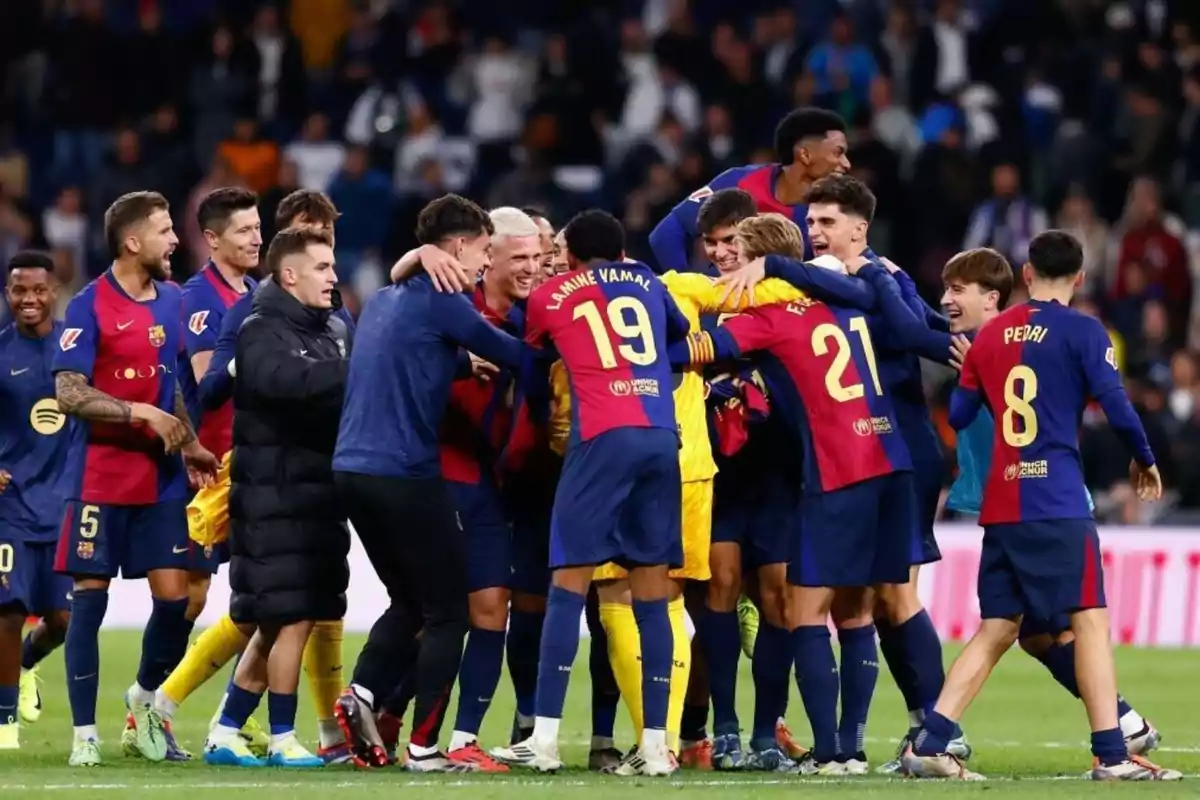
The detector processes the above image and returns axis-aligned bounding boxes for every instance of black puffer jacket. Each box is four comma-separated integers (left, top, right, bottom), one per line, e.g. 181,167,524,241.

228,280,352,625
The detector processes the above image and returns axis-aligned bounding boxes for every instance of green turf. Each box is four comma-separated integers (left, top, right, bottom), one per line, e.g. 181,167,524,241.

2,630,1197,798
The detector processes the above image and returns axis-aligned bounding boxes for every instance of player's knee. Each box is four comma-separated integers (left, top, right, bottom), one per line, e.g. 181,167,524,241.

874,581,922,626
757,583,788,629
1018,632,1053,658
511,591,546,615
707,562,741,612
469,588,510,631
185,580,210,622
978,618,1021,653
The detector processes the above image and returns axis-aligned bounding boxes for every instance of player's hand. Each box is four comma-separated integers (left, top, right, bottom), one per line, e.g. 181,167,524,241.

716,257,766,306
132,404,192,453
1129,461,1163,502
843,255,871,275
419,245,471,293
878,256,903,274
469,353,499,382
0,469,10,494
183,442,220,489
950,334,971,372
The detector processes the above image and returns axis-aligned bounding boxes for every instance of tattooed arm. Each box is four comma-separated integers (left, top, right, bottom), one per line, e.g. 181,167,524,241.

172,381,198,447
55,371,134,424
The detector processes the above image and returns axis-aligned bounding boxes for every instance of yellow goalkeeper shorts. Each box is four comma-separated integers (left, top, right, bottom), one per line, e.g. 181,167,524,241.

593,478,712,582
187,451,232,547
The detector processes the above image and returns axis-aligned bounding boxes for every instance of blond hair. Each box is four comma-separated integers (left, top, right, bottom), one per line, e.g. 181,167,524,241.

488,206,541,240
736,213,806,260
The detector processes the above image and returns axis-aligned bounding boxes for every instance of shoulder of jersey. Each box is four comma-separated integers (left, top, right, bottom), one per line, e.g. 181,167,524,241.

687,166,759,202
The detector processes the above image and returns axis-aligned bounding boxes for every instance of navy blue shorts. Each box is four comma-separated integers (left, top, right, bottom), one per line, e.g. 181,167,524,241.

913,469,942,564
449,479,512,593
55,499,190,580
0,537,73,614
712,458,794,568
1018,613,1072,639
789,472,918,588
550,427,682,571
978,519,1106,621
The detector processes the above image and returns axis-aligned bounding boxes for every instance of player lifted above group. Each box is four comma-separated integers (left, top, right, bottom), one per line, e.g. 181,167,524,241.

0,106,1181,781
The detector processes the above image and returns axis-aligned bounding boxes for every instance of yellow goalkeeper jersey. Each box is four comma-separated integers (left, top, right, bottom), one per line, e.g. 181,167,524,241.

549,272,805,482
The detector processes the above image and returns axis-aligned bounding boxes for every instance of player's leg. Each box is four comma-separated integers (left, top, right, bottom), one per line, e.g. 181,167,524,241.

205,627,270,767
505,503,550,748
831,587,877,774
158,614,252,725
902,525,1023,779
302,618,348,760
334,473,423,768
17,541,73,731
679,580,712,767
1018,621,1159,754
57,500,120,767
263,620,324,767
0,577,24,748
787,582,840,773
584,584,622,771
702,534,745,768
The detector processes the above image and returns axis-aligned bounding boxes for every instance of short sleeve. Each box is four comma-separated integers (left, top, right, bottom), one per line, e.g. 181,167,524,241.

53,293,99,378
182,287,220,356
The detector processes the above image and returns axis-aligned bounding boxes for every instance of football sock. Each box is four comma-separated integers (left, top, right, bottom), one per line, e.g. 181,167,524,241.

506,608,543,720
219,684,263,731
1091,727,1128,767
0,685,17,725
159,613,248,707
20,624,62,671
751,622,793,748
268,690,298,737
913,710,956,756
1036,640,1080,697
702,609,741,736
303,618,344,724
599,600,643,737
1118,700,1146,738
681,702,709,745
793,625,839,762
586,592,620,740
65,588,108,727
633,598,672,733
666,596,692,752
452,626,505,739
875,617,917,712
888,610,944,716
137,597,191,692
533,586,586,739
837,625,879,758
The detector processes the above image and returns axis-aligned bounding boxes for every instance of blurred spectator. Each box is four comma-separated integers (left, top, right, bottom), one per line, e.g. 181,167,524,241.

964,162,1048,269
285,113,346,191
1168,351,1198,423
248,3,308,136
90,130,153,260
122,4,180,120
219,118,282,194
260,159,302,244
42,187,88,280
189,24,254,169
48,0,119,182
327,145,393,281
0,126,29,201
1057,187,1110,286
0,184,32,266
805,13,880,113
465,34,532,145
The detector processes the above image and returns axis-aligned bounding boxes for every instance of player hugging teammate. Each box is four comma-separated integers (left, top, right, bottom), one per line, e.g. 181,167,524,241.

0,104,1185,783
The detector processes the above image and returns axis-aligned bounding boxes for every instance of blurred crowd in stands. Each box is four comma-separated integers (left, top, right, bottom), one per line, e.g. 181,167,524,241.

3,0,1200,522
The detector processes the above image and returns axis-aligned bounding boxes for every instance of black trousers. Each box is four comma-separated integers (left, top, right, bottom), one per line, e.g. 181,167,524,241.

335,471,468,748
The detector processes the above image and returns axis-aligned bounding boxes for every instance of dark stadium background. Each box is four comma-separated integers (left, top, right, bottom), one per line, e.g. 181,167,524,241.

2,0,1200,522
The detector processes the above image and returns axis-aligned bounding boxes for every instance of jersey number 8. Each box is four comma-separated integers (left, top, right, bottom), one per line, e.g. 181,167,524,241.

574,298,657,368
811,317,882,402
1002,365,1038,447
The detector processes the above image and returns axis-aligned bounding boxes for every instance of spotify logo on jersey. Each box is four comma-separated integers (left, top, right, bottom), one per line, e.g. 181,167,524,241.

30,398,66,435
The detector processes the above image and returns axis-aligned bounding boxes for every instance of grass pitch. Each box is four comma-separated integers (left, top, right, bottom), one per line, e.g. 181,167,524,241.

3,630,1198,798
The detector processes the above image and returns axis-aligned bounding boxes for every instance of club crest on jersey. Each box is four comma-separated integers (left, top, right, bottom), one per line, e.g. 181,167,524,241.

688,186,714,203
59,328,82,351
77,541,94,560
189,310,210,335
148,324,166,348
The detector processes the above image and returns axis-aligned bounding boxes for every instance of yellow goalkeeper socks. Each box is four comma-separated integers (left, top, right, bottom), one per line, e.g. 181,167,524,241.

304,618,345,746
599,597,690,750
158,614,248,709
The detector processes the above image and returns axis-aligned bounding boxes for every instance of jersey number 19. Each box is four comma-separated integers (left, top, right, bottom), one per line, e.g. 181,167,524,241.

574,298,657,368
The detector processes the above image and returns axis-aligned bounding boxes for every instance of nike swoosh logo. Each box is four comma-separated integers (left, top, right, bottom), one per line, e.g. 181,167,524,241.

73,673,97,681
299,350,308,356
9,368,29,376
117,320,134,330
172,545,189,554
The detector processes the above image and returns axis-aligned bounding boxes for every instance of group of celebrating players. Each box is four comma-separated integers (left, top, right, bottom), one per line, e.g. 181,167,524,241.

0,106,1184,781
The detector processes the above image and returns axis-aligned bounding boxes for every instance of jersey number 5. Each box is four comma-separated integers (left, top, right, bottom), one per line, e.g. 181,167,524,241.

811,317,882,402
1002,365,1038,446
574,298,657,368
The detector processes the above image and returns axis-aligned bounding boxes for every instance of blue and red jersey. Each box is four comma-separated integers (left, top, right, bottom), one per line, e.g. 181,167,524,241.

649,164,811,273
52,271,188,505
524,261,689,449
0,321,72,542
951,300,1154,525
181,262,256,457
439,287,521,484
684,298,910,494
